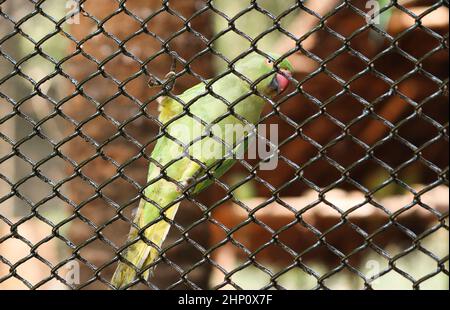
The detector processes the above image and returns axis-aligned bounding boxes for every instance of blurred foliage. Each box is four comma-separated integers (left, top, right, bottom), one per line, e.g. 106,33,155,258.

15,1,68,80
229,229,449,289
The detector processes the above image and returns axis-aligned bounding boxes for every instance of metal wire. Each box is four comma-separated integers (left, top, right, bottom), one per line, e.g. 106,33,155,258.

0,0,448,290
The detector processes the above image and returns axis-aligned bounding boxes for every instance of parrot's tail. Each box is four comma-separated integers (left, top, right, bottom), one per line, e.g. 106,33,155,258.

111,202,180,289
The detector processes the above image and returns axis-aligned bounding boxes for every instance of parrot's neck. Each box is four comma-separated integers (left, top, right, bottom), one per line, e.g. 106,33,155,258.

233,96,266,125
225,75,267,125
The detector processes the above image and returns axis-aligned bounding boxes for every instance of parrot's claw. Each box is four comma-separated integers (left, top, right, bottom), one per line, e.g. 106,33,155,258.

148,51,178,91
164,71,176,80
147,76,159,88
163,71,177,92
147,71,176,92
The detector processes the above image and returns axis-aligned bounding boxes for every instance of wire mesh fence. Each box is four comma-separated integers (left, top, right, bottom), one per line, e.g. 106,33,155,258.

0,0,448,290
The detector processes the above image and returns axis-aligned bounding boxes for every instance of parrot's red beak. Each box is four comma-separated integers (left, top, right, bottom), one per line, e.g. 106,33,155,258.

270,69,292,95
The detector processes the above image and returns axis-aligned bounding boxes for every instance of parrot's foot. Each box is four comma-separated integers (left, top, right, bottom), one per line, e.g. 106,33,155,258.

148,51,178,91
163,71,177,92
147,71,176,92
147,76,159,88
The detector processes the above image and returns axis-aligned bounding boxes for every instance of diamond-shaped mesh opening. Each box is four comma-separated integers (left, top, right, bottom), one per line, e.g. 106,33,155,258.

0,0,448,290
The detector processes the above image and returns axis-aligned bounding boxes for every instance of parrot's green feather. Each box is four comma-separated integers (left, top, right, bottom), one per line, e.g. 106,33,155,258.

192,136,250,193
111,53,293,289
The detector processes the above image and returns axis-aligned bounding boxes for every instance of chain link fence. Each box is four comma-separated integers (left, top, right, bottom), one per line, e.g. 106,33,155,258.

0,0,448,290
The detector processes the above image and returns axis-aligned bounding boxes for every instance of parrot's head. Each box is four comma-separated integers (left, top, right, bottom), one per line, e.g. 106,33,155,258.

235,52,294,98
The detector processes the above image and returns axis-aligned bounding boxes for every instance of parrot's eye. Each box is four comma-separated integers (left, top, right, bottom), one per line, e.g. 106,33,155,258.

265,59,273,66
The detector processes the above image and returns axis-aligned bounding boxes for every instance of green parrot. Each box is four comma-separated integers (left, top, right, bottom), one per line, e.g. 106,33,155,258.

111,52,294,289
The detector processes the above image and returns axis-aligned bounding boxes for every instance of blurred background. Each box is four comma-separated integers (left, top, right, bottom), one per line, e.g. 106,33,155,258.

0,0,448,289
